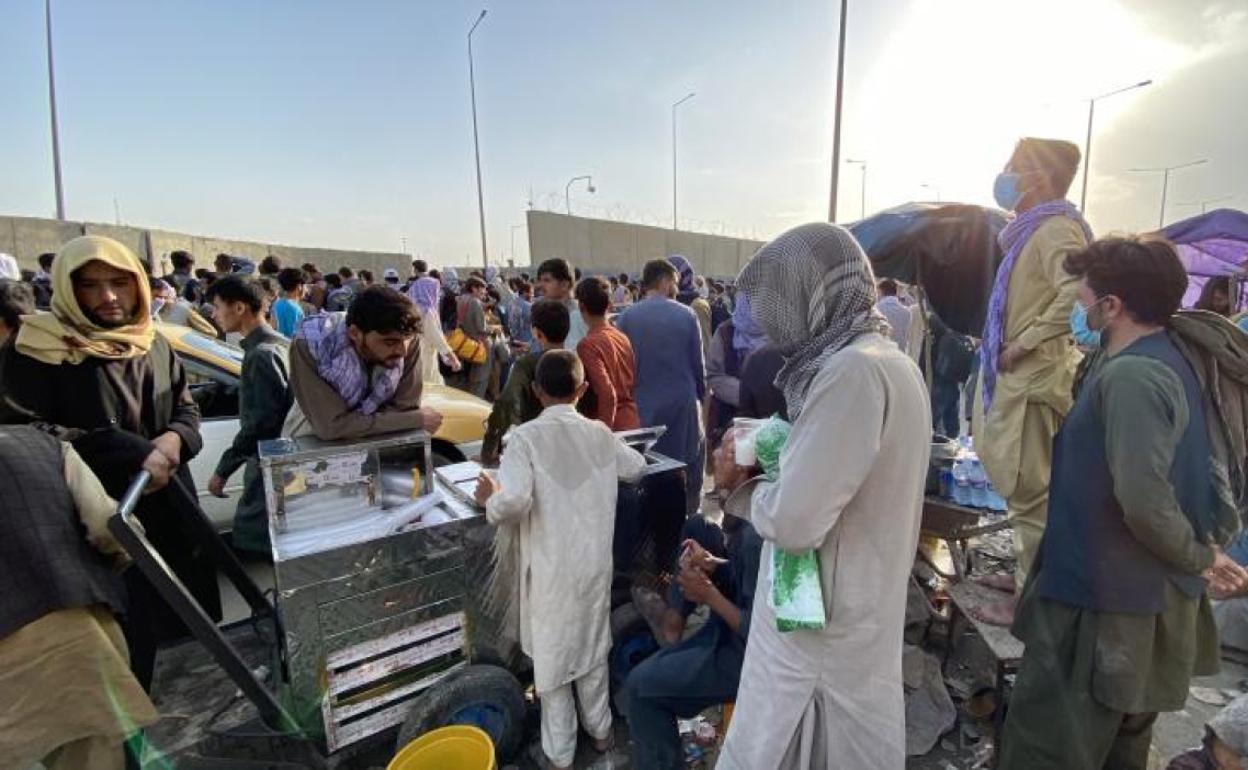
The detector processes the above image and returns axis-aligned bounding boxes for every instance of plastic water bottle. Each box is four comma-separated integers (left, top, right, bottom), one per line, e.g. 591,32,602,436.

939,466,954,499
952,460,971,506
987,481,1008,512
969,460,988,508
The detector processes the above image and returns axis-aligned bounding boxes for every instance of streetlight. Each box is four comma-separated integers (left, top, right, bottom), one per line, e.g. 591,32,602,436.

671,92,695,230
45,0,65,220
1130,159,1208,228
565,175,595,215
468,9,489,268
509,223,524,263
1177,195,1234,215
920,183,941,203
828,0,849,221
1080,79,1152,212
845,159,867,219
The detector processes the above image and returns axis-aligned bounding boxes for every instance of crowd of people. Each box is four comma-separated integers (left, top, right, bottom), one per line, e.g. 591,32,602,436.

3,134,1248,770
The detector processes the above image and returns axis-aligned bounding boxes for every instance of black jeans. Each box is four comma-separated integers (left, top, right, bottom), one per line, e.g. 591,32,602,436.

931,375,962,438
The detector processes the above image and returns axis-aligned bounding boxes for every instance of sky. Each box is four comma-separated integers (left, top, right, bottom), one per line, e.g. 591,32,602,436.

2,0,1245,266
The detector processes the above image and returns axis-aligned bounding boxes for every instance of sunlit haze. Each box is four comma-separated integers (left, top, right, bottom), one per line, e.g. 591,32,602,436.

2,0,1244,265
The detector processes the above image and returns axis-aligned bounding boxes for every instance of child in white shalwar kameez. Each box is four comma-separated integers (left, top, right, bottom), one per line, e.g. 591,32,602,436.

476,349,646,769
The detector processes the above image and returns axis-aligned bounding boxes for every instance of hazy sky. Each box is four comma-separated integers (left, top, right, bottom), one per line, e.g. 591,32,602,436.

2,0,1245,266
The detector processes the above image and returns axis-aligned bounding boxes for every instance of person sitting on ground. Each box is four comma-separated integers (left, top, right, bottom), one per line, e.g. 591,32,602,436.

0,278,36,346
271,267,307,338
0,424,159,770
284,286,443,441
575,276,640,431
205,275,292,554
481,299,570,464
623,439,763,770
1166,693,1248,770
475,350,647,770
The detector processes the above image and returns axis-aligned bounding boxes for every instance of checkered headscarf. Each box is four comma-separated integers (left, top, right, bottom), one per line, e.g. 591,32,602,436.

737,223,889,420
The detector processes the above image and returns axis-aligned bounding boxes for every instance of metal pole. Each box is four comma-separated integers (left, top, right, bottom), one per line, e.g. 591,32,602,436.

1080,99,1095,213
565,175,593,216
468,10,488,269
1159,168,1170,229
46,0,65,220
1081,80,1151,214
828,0,849,221
671,93,695,230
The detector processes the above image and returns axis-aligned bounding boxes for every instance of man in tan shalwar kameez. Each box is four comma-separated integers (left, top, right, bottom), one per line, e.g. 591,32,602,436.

715,223,931,769
972,138,1092,625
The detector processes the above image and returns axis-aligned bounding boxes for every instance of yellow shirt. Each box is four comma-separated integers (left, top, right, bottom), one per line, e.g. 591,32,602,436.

973,215,1089,497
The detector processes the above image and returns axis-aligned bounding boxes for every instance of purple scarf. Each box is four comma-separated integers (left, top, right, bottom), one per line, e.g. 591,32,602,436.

731,293,768,355
407,276,441,315
297,313,402,416
981,200,1093,411
667,254,701,305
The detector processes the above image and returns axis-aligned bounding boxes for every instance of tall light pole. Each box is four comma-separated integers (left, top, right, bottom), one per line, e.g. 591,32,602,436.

920,183,941,203
1177,195,1234,215
468,9,489,268
510,224,525,262
565,175,595,215
45,0,65,220
671,92,695,230
1130,159,1208,228
846,159,867,219
828,0,849,221
1080,79,1152,213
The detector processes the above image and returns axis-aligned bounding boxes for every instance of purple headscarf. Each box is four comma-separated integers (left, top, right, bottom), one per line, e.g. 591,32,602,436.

296,313,402,416
667,254,700,304
981,200,1093,411
408,276,441,315
731,293,768,355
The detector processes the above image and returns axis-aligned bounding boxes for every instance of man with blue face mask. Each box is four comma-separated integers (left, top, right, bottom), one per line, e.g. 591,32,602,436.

999,236,1248,768
972,138,1093,626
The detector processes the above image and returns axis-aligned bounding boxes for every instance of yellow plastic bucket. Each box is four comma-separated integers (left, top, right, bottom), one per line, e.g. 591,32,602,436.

388,725,496,770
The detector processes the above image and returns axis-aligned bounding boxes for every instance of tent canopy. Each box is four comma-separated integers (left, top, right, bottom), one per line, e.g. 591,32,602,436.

848,202,1007,336
1157,208,1248,308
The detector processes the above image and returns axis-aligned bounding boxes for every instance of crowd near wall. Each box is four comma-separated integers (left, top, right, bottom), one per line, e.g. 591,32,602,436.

525,210,764,279
0,214,409,278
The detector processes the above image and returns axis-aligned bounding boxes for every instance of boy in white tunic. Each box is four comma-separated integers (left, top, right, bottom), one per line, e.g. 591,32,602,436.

475,349,647,769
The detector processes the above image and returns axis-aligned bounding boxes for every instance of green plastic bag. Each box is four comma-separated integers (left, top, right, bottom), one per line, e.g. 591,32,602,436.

753,417,827,631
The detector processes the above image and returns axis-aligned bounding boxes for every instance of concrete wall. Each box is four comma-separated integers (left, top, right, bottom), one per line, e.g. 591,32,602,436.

0,214,409,279
525,210,764,279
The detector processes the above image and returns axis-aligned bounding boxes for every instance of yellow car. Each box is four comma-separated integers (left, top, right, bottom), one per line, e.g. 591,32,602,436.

156,323,490,527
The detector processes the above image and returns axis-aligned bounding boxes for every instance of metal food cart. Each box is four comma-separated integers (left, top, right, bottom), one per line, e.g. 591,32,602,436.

111,426,687,766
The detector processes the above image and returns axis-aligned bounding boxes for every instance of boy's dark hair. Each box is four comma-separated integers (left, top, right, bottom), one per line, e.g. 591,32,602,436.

205,274,267,314
463,276,487,293
360,269,374,283
530,298,571,344
575,276,611,316
428,269,441,281
300,262,319,275
170,250,194,270
347,286,420,336
194,268,214,281
325,273,343,289
537,258,574,285
641,259,677,290
259,255,282,275
257,277,277,297
215,253,233,271
535,349,584,399
877,278,898,296
338,266,354,279
517,280,533,297
413,259,428,273
277,267,307,293
0,279,36,329
1063,236,1188,326
618,272,629,284
38,252,56,271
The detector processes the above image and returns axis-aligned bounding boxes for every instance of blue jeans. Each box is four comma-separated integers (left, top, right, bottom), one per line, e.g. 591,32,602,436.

932,376,962,438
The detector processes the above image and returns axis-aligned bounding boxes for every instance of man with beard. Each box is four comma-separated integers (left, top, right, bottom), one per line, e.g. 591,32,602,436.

283,285,443,440
0,235,220,690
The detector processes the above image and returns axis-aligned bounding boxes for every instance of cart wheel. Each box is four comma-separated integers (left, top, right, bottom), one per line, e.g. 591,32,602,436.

395,664,526,762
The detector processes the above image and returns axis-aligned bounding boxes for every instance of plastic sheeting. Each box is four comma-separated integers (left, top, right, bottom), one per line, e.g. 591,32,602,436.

1158,209,1248,308
849,203,1008,337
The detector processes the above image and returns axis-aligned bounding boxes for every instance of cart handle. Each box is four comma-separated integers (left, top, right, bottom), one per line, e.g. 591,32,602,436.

116,469,151,522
